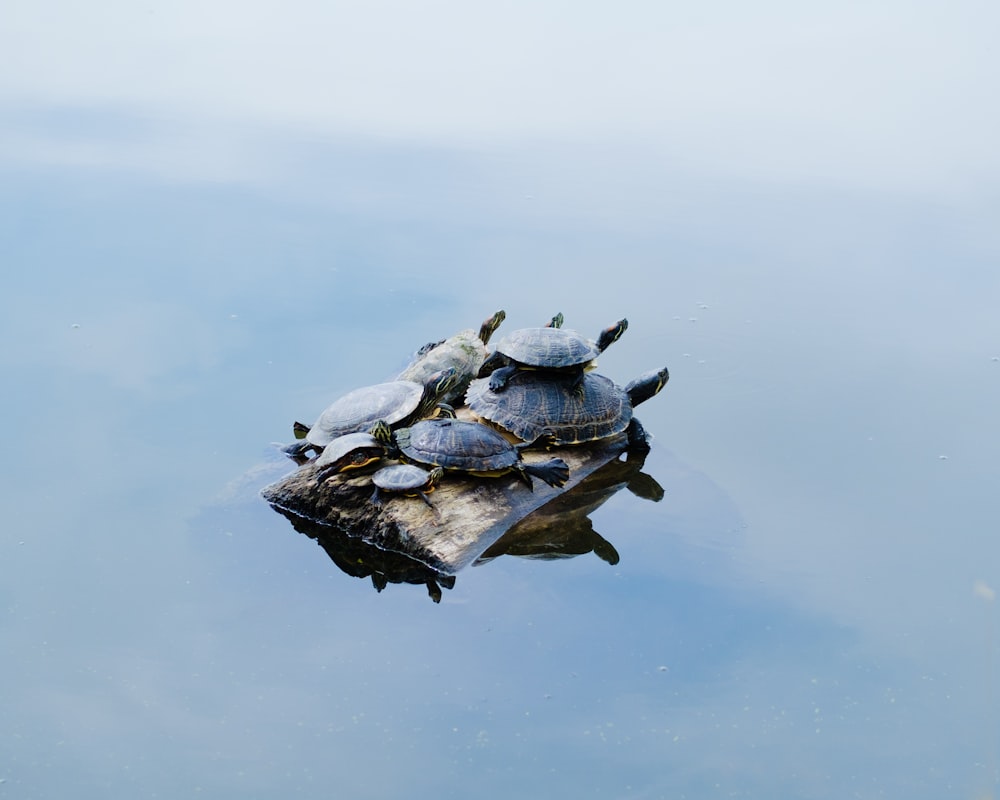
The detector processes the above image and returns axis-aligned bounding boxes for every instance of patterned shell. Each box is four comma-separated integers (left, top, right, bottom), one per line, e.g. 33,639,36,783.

493,327,601,369
466,371,631,445
307,381,424,447
394,419,521,471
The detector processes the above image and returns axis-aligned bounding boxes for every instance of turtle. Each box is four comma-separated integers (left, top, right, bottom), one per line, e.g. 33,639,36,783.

372,418,570,490
395,310,505,405
370,464,445,508
481,318,628,391
312,431,386,482
284,367,460,458
465,366,670,447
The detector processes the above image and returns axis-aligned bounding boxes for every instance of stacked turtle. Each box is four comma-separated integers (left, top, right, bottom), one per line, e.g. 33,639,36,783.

282,311,668,511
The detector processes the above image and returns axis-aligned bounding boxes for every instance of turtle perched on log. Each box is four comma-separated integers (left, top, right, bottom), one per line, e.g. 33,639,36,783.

261,431,635,575
466,366,669,448
396,310,505,405
285,367,460,458
375,417,570,490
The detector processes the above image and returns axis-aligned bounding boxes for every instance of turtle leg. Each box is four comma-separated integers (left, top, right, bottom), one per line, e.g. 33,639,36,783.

425,580,443,603
522,457,570,488
283,439,314,458
591,534,621,565
488,365,517,391
513,464,535,490
417,491,435,508
626,418,650,451
415,338,445,357
370,487,385,508
478,351,506,378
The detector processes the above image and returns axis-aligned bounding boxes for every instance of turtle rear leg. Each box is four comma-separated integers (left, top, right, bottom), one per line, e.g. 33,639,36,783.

522,457,570,488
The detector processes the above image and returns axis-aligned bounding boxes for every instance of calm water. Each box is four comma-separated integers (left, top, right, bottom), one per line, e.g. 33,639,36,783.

4,6,1000,798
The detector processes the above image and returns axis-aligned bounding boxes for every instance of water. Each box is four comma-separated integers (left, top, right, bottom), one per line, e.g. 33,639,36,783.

4,5,1000,798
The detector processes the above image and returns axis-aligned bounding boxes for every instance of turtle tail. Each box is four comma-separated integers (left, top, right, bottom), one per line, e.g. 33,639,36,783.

522,457,570,489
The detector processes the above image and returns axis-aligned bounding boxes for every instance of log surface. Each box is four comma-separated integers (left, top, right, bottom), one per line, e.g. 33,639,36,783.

261,434,632,574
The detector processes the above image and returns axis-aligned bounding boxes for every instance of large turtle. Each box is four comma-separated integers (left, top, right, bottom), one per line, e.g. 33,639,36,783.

482,318,628,391
284,367,460,458
396,310,505,405
372,418,570,490
466,366,669,447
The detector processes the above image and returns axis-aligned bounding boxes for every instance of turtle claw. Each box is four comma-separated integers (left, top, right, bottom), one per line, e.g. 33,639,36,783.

488,366,516,392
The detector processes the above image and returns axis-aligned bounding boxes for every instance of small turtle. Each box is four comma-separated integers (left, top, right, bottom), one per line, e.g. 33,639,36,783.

466,366,669,447
285,367,459,458
373,418,569,490
370,464,445,507
312,431,386,482
396,310,505,405
482,318,628,391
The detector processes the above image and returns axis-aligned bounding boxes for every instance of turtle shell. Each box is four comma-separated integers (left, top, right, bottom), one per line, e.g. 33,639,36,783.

372,463,438,492
394,418,522,473
396,311,505,405
493,326,601,370
314,431,384,471
466,371,632,445
306,380,425,447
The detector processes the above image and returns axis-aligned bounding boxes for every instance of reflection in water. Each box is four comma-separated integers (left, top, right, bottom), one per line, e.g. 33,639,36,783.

476,444,662,565
268,504,457,602
264,438,663,601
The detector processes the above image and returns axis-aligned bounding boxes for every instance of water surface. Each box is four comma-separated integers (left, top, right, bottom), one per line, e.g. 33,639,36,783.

3,5,1000,797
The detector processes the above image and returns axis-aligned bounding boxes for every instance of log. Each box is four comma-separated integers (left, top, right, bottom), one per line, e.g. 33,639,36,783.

261,427,656,576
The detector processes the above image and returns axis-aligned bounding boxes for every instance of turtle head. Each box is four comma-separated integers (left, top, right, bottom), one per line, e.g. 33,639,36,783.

370,420,395,450
546,311,564,329
625,366,670,407
597,318,628,352
427,366,461,402
478,310,506,345
433,403,457,419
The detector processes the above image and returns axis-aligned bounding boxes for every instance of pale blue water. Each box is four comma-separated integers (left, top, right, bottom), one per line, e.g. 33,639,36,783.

3,13,1000,794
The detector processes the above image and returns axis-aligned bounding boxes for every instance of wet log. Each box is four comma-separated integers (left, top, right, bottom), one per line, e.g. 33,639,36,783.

261,432,635,574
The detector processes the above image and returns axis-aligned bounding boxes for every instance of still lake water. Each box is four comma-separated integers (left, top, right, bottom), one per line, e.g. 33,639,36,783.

3,132,999,798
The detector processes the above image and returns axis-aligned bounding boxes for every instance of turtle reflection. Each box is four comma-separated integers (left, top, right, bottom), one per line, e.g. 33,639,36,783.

476,443,662,566
269,504,456,603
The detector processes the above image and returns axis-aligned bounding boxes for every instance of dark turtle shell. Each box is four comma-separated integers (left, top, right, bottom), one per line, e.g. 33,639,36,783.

370,463,444,507
493,318,627,369
466,366,670,446
493,326,602,370
372,463,442,492
466,371,631,445
395,418,522,472
484,319,628,392
391,418,569,489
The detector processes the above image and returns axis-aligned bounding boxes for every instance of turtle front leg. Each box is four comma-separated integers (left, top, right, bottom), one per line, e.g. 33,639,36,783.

488,365,517,392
